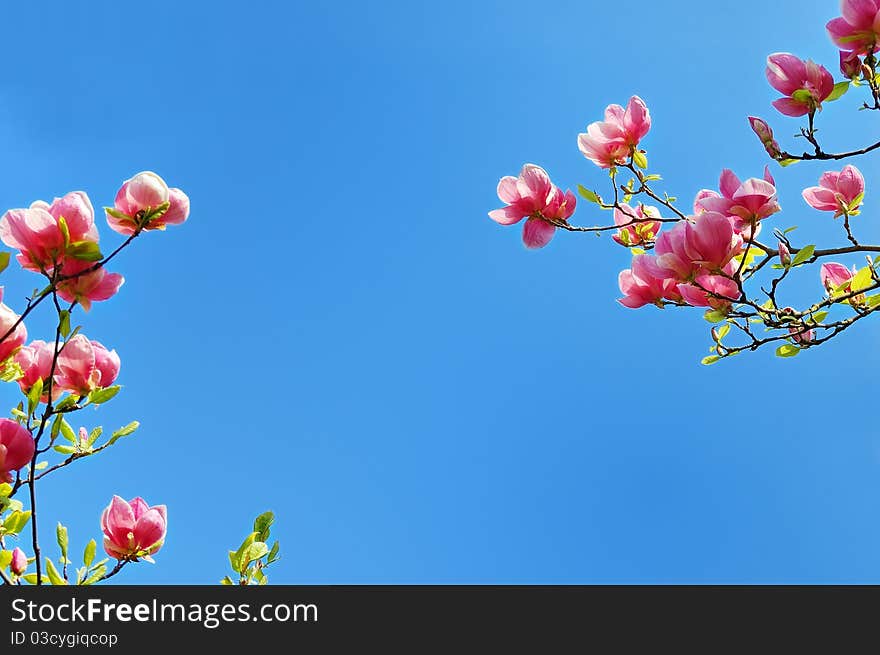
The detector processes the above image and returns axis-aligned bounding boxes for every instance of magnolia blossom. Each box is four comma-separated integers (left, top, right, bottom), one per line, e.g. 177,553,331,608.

101,495,167,560
56,260,125,311
617,254,681,309
695,167,779,235
14,340,58,401
777,240,791,266
0,191,99,273
55,335,120,395
748,117,782,159
644,213,743,280
612,204,662,247
489,164,576,249
577,96,651,168
789,325,815,344
802,165,865,217
107,172,190,235
827,0,880,55
677,270,740,310
0,289,27,363
840,50,862,78
10,547,27,576
821,262,856,293
0,418,34,483
765,53,834,117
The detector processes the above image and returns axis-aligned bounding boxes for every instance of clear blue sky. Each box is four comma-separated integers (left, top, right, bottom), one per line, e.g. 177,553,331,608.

1,0,878,583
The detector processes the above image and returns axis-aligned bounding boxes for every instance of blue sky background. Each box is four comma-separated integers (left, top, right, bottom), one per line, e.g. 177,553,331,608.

0,0,878,583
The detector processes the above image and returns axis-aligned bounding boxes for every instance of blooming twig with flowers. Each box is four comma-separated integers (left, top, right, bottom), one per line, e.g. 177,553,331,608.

0,172,279,585
488,0,880,364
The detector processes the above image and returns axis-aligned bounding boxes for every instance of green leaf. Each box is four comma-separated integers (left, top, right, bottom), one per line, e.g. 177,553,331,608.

632,150,648,169
53,445,76,455
576,185,599,203
88,386,120,405
33,461,47,471
83,539,96,568
0,251,10,275
0,483,11,498
715,324,730,340
3,510,32,535
44,558,66,585
56,523,69,559
826,80,851,102
783,226,798,234
0,550,12,570
867,294,880,308
66,240,103,262
107,421,139,446
243,542,269,567
267,540,280,564
81,564,106,586
220,576,235,585
791,245,815,267
701,355,721,366
21,573,40,585
233,532,259,572
779,158,799,167
850,265,874,293
85,427,102,447
703,309,727,324
104,207,129,220
26,378,43,414
253,511,274,541
59,310,71,338
776,344,800,358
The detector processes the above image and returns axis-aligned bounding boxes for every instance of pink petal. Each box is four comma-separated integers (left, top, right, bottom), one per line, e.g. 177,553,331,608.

521,217,555,249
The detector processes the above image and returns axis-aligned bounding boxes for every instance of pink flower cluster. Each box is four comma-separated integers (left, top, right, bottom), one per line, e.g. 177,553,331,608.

489,164,576,249
577,96,651,169
618,212,743,310
612,204,662,247
14,334,120,400
0,288,27,363
101,495,167,560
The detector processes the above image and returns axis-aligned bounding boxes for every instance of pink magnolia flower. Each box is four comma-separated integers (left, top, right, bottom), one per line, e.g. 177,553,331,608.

802,165,865,217
695,167,780,234
678,271,740,311
577,96,651,168
55,335,120,395
765,53,835,117
821,262,856,293
0,418,34,484
489,164,576,249
10,547,27,576
644,212,743,280
840,50,862,78
0,289,27,363
827,0,880,55
0,191,99,273
14,340,59,401
612,204,662,246
101,495,167,560
107,172,190,235
748,116,782,159
56,260,125,311
617,254,681,309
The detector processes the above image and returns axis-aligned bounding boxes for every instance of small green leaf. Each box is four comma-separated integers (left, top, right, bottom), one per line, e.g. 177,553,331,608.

703,309,728,324
826,80,851,102
83,539,96,568
0,251,10,275
88,386,120,405
220,576,234,585
81,564,106,586
228,550,241,574
59,310,71,338
267,540,280,564
776,344,801,358
107,421,139,446
791,245,815,267
810,311,829,324
44,558,66,585
783,226,798,234
867,294,880,308
27,378,43,414
243,542,269,567
33,461,48,471
254,511,274,541
104,207,129,220
3,510,32,535
0,550,12,570
21,573,40,585
58,216,71,249
56,523,69,559
850,265,874,293
715,324,731,340
779,158,800,167
701,355,721,366
53,445,76,455
576,185,599,203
